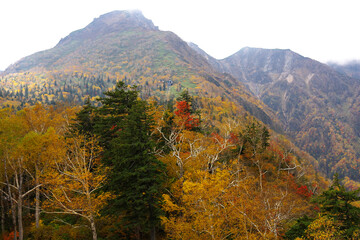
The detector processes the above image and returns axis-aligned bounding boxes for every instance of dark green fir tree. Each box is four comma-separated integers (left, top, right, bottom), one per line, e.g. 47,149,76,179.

69,97,97,137
97,81,165,240
95,81,138,149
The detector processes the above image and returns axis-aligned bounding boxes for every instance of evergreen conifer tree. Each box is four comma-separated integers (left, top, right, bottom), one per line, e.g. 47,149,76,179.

96,81,165,239
314,174,360,237
95,81,138,149
69,97,97,137
107,100,165,239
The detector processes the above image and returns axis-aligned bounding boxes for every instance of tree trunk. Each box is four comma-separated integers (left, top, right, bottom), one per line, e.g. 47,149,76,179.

11,191,17,240
4,160,17,240
1,191,5,238
17,172,23,240
35,165,40,228
35,186,40,228
150,226,156,240
17,196,23,240
89,216,97,240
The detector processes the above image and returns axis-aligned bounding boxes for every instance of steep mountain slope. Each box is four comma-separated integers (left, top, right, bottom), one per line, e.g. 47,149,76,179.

214,47,360,180
0,10,279,130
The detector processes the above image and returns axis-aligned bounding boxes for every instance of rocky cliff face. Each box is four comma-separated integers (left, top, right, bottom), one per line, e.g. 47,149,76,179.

219,48,356,98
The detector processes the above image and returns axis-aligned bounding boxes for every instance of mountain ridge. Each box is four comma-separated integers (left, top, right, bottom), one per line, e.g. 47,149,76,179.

5,10,159,74
1,10,281,132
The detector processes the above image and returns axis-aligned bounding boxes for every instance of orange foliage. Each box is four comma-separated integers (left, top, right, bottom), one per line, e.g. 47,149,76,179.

3,231,19,240
174,100,199,130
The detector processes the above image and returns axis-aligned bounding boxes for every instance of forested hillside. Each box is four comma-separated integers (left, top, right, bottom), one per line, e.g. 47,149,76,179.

1,82,345,239
0,9,360,239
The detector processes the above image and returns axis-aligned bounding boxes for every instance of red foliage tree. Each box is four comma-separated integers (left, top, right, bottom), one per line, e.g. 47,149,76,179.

175,100,199,130
296,185,314,198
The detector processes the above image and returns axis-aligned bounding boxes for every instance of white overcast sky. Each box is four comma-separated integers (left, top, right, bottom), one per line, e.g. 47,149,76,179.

0,0,359,70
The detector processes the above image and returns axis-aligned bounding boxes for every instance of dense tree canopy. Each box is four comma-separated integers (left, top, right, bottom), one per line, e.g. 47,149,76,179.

285,174,360,239
0,80,350,240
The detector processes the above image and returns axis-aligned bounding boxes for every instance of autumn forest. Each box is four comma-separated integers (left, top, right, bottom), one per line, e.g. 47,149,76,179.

1,10,360,240
0,82,358,239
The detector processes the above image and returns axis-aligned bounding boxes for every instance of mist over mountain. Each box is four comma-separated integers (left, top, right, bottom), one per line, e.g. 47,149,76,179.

328,60,360,79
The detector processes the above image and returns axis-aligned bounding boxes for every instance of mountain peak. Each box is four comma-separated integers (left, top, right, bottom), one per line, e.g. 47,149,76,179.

225,47,309,74
94,10,158,30
57,10,158,46
237,47,297,58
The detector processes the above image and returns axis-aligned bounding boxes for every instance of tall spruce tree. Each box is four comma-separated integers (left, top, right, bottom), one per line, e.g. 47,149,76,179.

95,81,138,149
96,81,165,240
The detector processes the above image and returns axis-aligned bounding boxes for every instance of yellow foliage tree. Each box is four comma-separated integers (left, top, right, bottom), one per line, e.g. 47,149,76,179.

162,169,249,239
43,133,111,240
304,215,343,240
